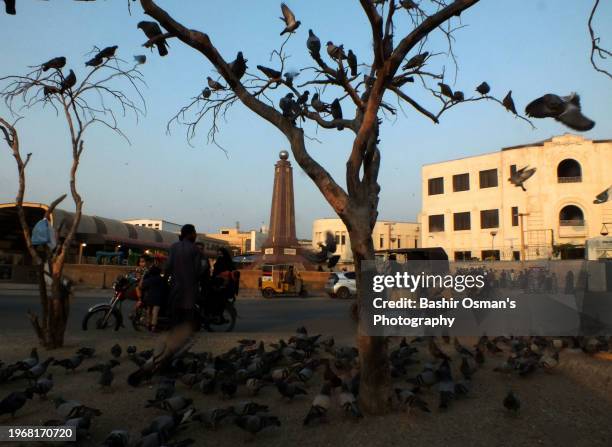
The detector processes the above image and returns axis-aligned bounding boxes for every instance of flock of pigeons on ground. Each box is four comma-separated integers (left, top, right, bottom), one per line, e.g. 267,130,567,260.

1,329,611,445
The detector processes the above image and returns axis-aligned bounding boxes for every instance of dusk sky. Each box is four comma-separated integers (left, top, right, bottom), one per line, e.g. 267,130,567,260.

0,0,611,238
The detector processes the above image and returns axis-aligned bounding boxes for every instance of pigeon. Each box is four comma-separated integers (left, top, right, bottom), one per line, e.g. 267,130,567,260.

187,407,233,429
438,379,455,409
407,363,437,388
233,401,269,416
307,29,321,56
134,55,147,64
146,395,193,413
429,338,450,362
303,383,331,425
60,70,76,93
111,344,122,359
155,377,175,401
54,354,84,373
76,347,95,359
4,0,15,15
297,90,310,107
207,77,225,91
453,90,464,102
0,389,33,417
594,185,612,204
245,378,266,396
330,99,343,130
284,70,299,86
87,359,120,373
402,52,428,70
438,83,454,99
503,390,520,412
234,415,281,437
98,45,118,59
279,93,297,118
503,90,517,114
229,52,247,80
311,93,330,113
400,0,418,9
509,166,536,191
101,430,130,447
257,65,282,80
391,75,414,88
99,365,114,390
14,348,38,370
347,50,358,77
326,42,347,61
42,57,66,72
141,413,182,440
395,388,430,413
201,87,211,99
276,380,307,400
29,374,54,399
339,384,363,419
137,21,169,57
460,356,477,381
86,55,104,67
280,3,300,35
19,357,54,381
54,398,102,419
476,81,490,95
304,231,339,267
525,93,595,131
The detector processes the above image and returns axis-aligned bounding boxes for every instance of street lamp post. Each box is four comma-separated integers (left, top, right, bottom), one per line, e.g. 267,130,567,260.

78,243,87,264
490,231,497,259
518,212,530,261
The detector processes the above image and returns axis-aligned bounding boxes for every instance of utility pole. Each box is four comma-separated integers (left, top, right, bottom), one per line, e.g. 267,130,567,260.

518,212,530,261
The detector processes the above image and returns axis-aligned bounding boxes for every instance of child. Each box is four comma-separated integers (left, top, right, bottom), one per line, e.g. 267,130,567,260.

141,265,167,332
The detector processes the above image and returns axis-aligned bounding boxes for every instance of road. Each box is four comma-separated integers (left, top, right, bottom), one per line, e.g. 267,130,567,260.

0,289,355,335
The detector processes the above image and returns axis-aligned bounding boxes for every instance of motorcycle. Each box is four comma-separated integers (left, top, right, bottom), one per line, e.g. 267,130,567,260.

82,275,237,332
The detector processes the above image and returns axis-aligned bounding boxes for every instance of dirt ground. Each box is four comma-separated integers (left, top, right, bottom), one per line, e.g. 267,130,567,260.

1,330,611,447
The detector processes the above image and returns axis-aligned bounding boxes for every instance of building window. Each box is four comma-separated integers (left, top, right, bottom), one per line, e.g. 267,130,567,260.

397,238,401,248
559,205,585,226
511,206,519,226
510,164,517,176
480,209,499,229
428,177,444,195
221,230,229,235
454,251,471,261
557,159,582,183
481,250,500,261
512,251,521,261
428,215,445,232
341,234,346,245
479,169,498,188
379,234,385,248
453,212,471,231
335,232,340,245
452,173,470,192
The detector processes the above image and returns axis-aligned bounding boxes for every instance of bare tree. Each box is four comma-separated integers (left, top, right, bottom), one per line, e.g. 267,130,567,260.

0,51,145,349
588,0,612,79
133,0,543,413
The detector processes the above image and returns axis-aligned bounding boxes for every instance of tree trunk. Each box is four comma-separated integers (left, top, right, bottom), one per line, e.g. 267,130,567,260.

349,220,392,414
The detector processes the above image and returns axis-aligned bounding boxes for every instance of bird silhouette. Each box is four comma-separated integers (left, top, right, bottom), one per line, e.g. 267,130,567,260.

280,3,300,35
525,93,595,131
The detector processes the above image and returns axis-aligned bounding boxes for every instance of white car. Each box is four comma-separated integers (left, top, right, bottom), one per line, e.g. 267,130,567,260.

325,271,357,299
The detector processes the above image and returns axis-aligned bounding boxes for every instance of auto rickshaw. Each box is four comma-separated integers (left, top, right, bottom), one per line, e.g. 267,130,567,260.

259,263,307,298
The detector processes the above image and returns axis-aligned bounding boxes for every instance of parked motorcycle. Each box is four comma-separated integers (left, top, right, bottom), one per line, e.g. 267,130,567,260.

82,275,237,332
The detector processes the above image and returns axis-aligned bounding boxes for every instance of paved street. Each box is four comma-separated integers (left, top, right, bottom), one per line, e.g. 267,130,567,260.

0,289,355,335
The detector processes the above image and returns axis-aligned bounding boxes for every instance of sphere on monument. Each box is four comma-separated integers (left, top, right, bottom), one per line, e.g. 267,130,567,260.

279,150,289,160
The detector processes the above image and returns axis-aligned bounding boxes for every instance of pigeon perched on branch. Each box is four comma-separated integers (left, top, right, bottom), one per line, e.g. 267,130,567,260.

475,81,490,95
503,91,517,114
403,52,428,70
307,29,321,56
42,57,66,72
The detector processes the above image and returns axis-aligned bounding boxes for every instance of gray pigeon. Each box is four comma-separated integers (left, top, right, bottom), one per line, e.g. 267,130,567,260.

229,52,248,80
207,77,225,91
402,52,428,70
525,93,595,131
54,354,84,373
326,41,347,61
0,389,33,417
438,82,453,99
257,65,282,80
30,374,53,399
311,93,330,113
280,3,300,35
102,430,130,447
234,414,281,436
594,185,612,204
509,166,536,191
137,21,169,56
134,55,147,64
145,395,192,413
303,384,331,425
42,57,66,72
347,50,358,77
307,29,321,56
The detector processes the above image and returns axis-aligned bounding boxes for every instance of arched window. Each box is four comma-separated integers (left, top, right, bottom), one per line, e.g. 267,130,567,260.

557,159,582,183
559,205,584,226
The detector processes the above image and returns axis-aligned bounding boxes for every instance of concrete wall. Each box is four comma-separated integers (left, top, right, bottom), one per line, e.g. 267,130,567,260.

62,264,331,294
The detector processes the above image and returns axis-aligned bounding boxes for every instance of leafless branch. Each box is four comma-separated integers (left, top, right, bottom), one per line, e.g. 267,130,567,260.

588,0,612,79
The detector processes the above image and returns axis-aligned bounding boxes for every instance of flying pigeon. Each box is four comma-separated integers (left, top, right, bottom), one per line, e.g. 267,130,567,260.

137,21,169,56
594,185,611,204
207,77,225,91
326,41,347,61
304,231,340,267
4,0,15,15
503,91,517,114
229,51,248,80
476,81,490,95
257,65,282,80
402,52,428,70
280,3,300,35
307,29,321,56
347,50,358,77
42,57,66,72
438,82,453,99
525,93,595,131
509,166,536,191
133,55,147,64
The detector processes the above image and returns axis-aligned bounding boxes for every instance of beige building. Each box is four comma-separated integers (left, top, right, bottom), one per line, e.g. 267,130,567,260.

122,218,182,233
312,218,421,264
204,225,268,255
419,134,612,261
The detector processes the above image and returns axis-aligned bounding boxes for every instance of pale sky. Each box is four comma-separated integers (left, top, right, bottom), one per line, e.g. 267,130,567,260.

0,0,611,238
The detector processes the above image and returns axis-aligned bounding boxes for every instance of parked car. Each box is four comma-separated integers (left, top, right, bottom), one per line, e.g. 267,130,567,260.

325,271,357,299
